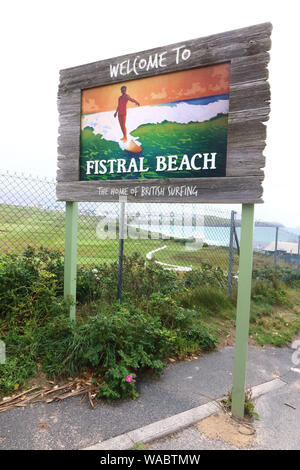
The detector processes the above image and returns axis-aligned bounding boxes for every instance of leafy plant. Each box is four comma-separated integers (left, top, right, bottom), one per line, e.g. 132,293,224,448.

253,265,298,285
0,247,299,401
221,388,260,420
182,263,228,290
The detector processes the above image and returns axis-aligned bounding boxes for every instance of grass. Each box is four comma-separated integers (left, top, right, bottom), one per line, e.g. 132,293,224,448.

249,301,300,347
156,244,238,271
1,203,292,273
0,203,184,264
175,280,300,348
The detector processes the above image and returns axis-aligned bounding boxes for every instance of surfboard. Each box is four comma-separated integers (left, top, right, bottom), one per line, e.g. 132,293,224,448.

124,140,142,153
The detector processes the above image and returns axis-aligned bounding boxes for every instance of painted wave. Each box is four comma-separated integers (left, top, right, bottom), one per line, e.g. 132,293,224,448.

81,96,229,149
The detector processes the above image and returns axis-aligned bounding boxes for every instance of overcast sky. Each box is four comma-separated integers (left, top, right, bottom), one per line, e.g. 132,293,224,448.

1,0,299,227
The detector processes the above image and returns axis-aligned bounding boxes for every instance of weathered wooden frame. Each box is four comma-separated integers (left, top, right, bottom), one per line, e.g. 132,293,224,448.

57,22,272,203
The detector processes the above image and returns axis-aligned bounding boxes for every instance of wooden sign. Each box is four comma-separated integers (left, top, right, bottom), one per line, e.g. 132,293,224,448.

57,22,272,204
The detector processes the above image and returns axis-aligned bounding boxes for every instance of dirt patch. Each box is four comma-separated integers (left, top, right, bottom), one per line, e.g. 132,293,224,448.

217,326,257,349
195,411,256,448
26,368,50,389
217,326,236,348
276,310,298,322
37,423,51,432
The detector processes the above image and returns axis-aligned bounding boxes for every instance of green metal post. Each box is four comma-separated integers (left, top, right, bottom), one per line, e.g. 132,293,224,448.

232,204,255,418
64,201,78,321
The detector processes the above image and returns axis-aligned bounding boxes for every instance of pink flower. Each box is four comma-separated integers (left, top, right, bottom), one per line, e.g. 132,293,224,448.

4,249,8,252
125,375,133,383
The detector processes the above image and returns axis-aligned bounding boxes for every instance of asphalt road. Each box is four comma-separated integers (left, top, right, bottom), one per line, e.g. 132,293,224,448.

0,344,297,450
147,369,300,450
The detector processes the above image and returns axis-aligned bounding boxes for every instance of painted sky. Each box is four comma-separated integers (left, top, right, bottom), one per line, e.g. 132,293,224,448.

81,63,230,114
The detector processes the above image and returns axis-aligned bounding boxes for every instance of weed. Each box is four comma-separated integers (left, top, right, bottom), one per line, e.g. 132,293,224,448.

133,442,145,450
221,388,260,420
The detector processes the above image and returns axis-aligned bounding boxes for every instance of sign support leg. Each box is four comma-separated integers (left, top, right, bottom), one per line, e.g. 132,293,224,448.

232,203,255,418
64,201,78,321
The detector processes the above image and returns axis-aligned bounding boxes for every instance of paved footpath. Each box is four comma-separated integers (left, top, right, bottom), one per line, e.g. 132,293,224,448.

146,370,300,450
0,344,299,450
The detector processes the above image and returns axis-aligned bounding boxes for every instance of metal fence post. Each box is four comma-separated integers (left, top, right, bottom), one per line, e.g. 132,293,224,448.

297,236,300,279
233,217,240,256
64,201,78,321
274,226,279,270
232,204,255,418
228,210,235,295
117,200,126,302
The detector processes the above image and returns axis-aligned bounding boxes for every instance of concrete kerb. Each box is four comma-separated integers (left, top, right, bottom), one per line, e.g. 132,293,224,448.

82,378,286,451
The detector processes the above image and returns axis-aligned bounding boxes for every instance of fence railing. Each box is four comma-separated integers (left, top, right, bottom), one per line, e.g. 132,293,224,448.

0,172,299,292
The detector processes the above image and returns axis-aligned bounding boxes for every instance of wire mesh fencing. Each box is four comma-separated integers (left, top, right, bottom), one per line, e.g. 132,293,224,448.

0,172,299,282
265,226,300,270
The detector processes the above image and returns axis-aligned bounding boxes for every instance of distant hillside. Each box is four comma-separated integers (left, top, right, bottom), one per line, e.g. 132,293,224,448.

255,221,285,228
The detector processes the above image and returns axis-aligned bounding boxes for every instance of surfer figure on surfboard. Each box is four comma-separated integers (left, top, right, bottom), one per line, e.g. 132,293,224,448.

114,86,140,142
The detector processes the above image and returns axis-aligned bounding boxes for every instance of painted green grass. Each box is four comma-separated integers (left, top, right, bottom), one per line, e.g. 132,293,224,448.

80,114,228,180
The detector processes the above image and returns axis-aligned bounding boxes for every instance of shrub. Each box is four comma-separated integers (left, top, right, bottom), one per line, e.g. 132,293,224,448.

178,286,234,313
76,254,181,305
0,248,65,323
0,326,38,394
8,248,298,400
98,365,138,401
0,356,37,395
253,265,298,284
251,279,288,307
145,292,189,329
35,306,174,399
183,263,228,290
172,323,218,357
32,304,175,400
143,293,218,356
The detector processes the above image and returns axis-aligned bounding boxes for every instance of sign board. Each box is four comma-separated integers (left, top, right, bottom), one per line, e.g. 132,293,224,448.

57,23,271,204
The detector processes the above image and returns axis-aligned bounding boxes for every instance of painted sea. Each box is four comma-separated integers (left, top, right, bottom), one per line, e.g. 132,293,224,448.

80,94,229,180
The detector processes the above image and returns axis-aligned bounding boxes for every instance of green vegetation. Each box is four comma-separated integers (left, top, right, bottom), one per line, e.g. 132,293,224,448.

1,203,291,272
0,247,299,402
0,248,217,400
133,442,145,450
0,203,198,266
249,269,300,347
80,115,228,180
221,388,260,420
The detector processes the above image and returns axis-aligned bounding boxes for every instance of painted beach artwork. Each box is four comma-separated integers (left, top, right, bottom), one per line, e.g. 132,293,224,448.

80,63,230,181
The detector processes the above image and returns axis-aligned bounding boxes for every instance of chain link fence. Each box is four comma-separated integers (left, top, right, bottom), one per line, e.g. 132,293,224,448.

0,172,299,282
